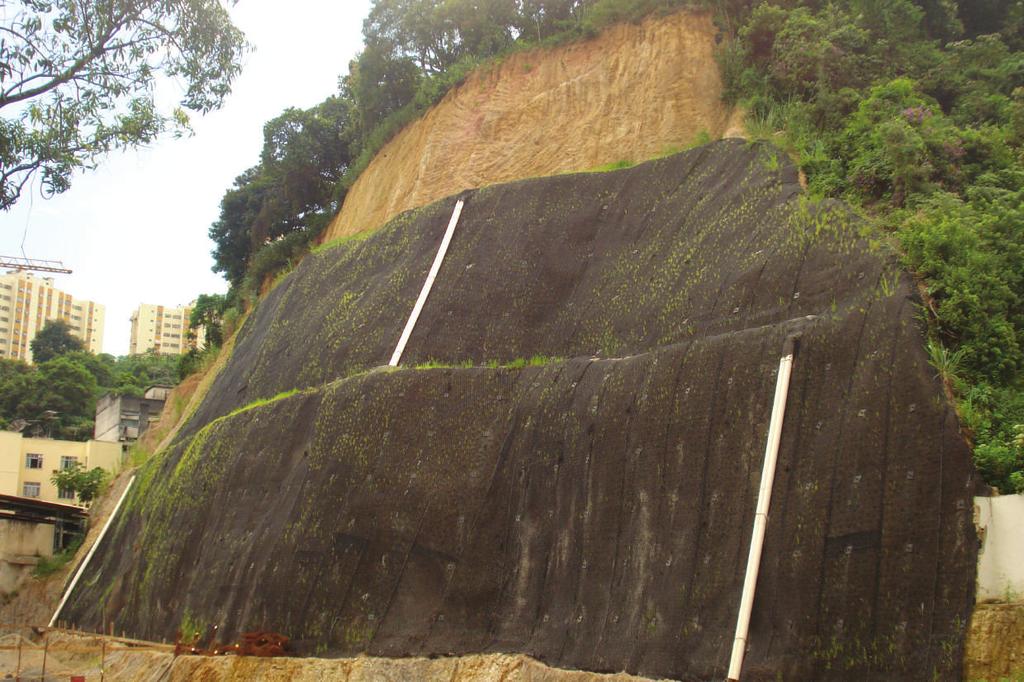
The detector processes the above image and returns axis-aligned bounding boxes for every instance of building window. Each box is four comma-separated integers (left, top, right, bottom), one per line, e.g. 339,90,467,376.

25,453,43,469
22,482,40,498
60,455,78,470
58,488,75,500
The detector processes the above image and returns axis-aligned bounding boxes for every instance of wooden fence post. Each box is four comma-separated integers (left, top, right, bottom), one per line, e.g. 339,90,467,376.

39,634,48,682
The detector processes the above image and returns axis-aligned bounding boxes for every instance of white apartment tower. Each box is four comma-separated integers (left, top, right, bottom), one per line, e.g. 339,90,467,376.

0,270,105,362
129,303,204,356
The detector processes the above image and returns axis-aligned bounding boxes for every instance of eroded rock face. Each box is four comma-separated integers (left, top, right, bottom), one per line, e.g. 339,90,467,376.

965,603,1024,681
324,9,738,241
65,142,977,680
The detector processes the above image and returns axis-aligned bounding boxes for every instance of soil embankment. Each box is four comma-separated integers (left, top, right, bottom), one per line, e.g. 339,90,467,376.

63,141,978,680
325,10,739,240
0,630,672,681
965,603,1024,680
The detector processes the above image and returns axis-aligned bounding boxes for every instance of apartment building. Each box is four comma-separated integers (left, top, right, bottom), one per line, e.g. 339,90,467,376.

129,302,205,356
0,270,105,362
0,432,121,506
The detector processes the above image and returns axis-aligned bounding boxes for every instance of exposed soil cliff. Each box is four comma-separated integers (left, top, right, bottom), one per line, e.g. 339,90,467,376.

64,142,978,680
325,10,739,240
964,603,1024,680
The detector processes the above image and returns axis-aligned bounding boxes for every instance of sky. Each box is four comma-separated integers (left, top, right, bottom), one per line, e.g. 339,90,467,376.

0,0,373,356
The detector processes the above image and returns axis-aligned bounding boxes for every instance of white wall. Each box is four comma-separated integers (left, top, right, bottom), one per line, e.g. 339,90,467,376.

976,494,1024,602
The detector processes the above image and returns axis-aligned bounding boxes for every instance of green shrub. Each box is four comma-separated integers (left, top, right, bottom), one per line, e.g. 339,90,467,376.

719,0,1024,491
33,538,83,578
974,440,1024,494
240,229,317,301
178,345,221,381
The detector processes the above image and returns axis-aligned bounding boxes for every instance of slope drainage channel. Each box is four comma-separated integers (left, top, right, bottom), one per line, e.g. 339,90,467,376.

390,198,464,366
728,335,798,680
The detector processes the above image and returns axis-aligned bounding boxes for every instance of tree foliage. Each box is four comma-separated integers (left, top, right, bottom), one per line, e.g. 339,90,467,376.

189,293,227,348
29,319,84,363
51,462,107,505
720,0,1024,492
210,97,354,288
17,356,98,439
0,0,248,210
0,349,179,440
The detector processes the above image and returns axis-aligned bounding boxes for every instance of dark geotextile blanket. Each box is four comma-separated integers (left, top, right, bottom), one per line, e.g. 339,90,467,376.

64,140,977,681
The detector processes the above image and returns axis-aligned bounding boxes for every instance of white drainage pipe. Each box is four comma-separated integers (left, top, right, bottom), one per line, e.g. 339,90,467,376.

49,475,136,627
389,198,465,367
727,337,797,681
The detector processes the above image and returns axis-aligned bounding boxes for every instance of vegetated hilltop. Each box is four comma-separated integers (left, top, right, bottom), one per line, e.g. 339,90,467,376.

65,142,977,680
324,9,739,240
718,0,1024,494
199,0,1022,495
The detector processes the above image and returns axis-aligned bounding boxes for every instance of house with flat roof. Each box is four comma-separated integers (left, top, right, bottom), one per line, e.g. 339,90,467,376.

93,385,171,443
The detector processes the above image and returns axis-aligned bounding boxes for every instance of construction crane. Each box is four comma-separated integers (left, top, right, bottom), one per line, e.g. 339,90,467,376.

0,256,72,274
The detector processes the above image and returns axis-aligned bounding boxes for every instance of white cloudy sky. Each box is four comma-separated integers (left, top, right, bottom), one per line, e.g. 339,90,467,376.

0,0,372,355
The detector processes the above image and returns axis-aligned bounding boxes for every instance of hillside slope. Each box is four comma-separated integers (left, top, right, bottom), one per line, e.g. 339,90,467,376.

325,10,739,240
64,142,977,680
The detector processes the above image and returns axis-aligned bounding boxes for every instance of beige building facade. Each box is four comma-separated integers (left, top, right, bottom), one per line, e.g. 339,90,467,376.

0,432,121,506
129,302,204,355
0,270,105,362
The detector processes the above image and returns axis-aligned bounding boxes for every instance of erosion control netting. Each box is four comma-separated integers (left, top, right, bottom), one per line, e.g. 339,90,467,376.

65,141,977,680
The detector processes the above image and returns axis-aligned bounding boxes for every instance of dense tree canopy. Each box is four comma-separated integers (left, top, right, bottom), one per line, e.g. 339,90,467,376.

30,319,84,363
719,0,1024,492
0,0,248,210
0,349,179,440
210,97,354,288
188,293,227,348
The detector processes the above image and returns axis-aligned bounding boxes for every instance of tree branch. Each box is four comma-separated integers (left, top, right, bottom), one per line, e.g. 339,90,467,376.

0,9,131,109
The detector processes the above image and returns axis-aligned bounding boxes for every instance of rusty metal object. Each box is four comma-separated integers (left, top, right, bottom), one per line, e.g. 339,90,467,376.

173,627,290,657
238,631,290,657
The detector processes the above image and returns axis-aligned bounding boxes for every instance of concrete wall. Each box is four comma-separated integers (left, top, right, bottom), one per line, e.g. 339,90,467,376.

95,393,167,442
145,386,173,401
0,518,54,593
976,494,1024,602
85,440,122,476
0,432,22,496
94,393,123,442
